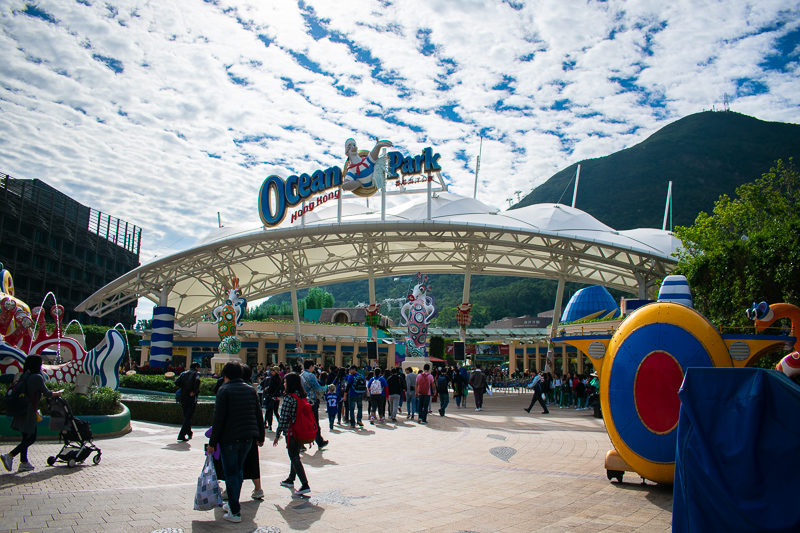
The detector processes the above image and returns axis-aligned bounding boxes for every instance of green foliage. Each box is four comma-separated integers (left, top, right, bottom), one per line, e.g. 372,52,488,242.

0,382,122,416
245,287,335,320
119,373,218,396
124,398,215,425
244,299,303,320
198,378,217,396
304,286,335,309
674,159,800,328
429,336,445,358
120,373,178,393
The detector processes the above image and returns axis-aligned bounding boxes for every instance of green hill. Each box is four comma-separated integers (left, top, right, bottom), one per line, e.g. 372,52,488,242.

515,111,800,229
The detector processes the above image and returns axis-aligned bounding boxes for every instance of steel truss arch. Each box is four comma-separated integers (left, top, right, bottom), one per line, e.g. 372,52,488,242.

78,215,678,326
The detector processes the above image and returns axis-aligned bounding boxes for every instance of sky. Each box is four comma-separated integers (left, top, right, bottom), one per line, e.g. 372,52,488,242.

1,0,799,319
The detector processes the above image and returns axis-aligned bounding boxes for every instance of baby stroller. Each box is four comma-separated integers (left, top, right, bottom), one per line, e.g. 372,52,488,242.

47,396,102,467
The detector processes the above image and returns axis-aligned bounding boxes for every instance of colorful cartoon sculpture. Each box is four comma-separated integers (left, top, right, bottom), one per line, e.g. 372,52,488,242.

211,276,246,354
553,276,795,484
748,300,800,378
342,138,393,197
0,262,34,350
399,273,436,358
0,263,127,389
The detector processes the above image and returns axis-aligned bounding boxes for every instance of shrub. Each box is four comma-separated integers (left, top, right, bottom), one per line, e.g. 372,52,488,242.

133,364,186,375
124,398,215,425
120,374,218,396
0,381,122,416
120,373,178,393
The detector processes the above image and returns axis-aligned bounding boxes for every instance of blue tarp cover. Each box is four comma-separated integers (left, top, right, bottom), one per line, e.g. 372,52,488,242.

673,367,800,532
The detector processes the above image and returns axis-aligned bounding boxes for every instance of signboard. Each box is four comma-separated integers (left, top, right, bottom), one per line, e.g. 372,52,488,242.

258,138,443,227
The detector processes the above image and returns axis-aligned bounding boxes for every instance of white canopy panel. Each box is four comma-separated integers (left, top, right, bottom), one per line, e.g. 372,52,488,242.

77,192,681,325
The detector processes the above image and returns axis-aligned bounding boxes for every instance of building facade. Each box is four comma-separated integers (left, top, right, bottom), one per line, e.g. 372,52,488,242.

0,174,141,327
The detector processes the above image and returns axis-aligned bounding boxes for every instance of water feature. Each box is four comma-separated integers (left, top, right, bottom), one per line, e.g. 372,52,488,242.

112,322,134,370
118,387,215,404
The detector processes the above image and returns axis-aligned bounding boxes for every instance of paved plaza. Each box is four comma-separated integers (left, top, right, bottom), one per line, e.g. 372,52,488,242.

0,393,673,533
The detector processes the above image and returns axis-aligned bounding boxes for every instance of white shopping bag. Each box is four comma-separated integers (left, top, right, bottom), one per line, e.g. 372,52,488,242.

193,454,222,511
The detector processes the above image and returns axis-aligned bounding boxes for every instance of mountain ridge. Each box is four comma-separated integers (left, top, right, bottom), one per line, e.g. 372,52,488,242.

514,111,800,230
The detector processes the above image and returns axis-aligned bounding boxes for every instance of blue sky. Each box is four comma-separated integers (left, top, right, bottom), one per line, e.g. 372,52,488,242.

1,1,799,277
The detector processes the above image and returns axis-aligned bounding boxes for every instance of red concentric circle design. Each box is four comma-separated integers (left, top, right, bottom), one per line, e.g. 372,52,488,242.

634,351,684,434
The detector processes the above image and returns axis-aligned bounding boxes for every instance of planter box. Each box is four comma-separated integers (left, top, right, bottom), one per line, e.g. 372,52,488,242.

0,404,131,440
123,398,215,426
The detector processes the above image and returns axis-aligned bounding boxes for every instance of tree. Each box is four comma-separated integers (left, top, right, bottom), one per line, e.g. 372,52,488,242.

429,336,445,359
304,287,334,309
674,159,800,329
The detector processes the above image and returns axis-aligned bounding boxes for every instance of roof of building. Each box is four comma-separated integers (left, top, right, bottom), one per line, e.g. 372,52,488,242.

78,192,680,325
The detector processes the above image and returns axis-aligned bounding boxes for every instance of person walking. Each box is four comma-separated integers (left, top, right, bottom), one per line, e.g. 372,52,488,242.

415,364,434,424
324,384,338,431
206,361,265,523
176,362,201,441
274,372,312,496
404,366,417,420
300,360,328,448
386,367,404,421
332,367,347,426
214,365,266,502
344,365,366,428
437,368,451,416
367,368,388,423
1,354,63,473
459,365,470,408
469,365,488,411
452,366,465,408
524,371,549,414
263,366,283,431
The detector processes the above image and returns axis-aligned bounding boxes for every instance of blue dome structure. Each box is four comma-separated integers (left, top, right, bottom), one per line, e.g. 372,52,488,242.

561,285,620,323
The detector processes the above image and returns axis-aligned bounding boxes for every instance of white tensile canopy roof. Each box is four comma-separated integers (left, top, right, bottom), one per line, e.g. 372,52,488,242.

77,192,681,325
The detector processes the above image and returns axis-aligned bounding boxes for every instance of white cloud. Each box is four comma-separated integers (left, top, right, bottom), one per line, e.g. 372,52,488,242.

1,0,798,320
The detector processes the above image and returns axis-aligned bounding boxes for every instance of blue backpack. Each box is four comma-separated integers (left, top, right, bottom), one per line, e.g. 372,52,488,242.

352,375,367,394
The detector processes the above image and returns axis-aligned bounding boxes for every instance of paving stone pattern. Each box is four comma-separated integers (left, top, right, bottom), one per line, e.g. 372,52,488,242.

0,393,673,532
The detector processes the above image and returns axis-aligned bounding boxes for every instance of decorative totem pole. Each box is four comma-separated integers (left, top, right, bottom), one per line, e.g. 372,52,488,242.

211,277,247,354
365,302,381,342
456,302,473,343
399,273,436,358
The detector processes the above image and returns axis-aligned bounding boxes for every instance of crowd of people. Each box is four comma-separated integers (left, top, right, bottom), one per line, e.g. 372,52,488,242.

195,359,500,523
521,371,600,414
254,361,495,426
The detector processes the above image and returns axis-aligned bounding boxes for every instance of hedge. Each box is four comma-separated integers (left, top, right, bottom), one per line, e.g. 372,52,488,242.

123,398,215,426
0,381,122,416
119,374,218,396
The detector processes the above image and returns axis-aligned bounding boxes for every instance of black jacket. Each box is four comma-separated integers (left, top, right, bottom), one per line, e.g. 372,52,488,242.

209,379,265,447
387,373,406,395
265,373,283,397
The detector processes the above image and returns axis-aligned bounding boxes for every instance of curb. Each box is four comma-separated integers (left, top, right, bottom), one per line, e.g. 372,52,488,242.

0,403,132,440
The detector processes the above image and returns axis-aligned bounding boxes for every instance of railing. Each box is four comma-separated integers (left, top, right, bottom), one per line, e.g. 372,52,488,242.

87,209,141,255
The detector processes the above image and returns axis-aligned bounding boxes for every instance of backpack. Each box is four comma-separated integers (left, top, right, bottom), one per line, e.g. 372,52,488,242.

436,374,448,394
353,375,367,394
5,373,31,418
369,378,383,395
175,370,198,402
289,393,318,445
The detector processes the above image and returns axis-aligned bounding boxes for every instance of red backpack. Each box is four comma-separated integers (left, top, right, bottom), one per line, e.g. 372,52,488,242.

289,393,318,445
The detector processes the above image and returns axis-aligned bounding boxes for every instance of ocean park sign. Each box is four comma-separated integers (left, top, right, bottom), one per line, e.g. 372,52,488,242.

258,138,443,227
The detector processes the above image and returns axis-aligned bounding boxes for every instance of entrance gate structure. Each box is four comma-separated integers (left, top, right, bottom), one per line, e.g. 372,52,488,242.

77,192,680,371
